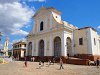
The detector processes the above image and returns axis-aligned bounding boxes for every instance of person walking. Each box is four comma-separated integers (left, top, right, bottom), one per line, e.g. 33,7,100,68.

24,60,27,67
24,57,27,67
31,57,33,62
96,58,100,68
42,60,44,66
48,59,51,67
52,57,55,65
39,61,42,69
33,57,35,62
59,58,64,70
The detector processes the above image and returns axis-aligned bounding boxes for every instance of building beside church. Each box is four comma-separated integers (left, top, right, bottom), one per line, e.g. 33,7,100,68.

13,41,26,60
26,7,100,62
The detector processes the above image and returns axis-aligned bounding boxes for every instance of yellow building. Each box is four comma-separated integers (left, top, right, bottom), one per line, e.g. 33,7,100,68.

13,41,26,60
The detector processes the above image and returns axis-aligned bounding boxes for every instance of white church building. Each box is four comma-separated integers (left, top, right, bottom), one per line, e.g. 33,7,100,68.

26,7,100,62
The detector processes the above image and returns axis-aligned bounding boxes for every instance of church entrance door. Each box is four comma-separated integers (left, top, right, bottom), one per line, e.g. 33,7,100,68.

54,37,61,58
39,40,44,57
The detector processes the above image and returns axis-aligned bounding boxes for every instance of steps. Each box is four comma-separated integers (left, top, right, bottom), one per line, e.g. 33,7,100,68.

66,57,89,65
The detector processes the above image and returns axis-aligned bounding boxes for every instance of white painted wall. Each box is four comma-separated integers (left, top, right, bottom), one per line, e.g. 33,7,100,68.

90,29,100,55
87,28,93,54
63,31,73,56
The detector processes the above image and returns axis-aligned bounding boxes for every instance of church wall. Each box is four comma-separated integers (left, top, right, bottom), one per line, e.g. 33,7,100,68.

52,12,61,24
33,10,52,33
26,42,28,56
86,28,93,54
90,29,100,55
62,31,73,56
98,37,100,55
74,29,88,55
74,28,100,56
30,31,63,57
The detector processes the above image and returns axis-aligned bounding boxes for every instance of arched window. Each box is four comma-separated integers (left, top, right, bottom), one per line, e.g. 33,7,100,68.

40,21,43,31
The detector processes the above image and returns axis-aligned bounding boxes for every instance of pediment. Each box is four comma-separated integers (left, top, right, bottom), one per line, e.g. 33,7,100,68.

33,7,49,18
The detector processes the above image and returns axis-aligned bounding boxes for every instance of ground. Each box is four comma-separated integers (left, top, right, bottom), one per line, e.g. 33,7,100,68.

0,61,100,75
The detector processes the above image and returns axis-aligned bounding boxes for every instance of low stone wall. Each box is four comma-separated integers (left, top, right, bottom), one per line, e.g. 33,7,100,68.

26,56,90,65
74,54,100,61
66,58,89,65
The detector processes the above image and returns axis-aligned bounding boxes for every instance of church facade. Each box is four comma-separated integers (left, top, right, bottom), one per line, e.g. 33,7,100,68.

26,7,100,61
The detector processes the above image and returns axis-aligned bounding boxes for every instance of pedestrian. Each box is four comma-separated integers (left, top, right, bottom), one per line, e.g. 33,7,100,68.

24,60,27,67
42,60,44,66
39,61,42,69
33,57,35,62
96,58,100,68
53,57,55,65
48,59,51,67
31,57,33,62
67,53,69,58
59,58,64,70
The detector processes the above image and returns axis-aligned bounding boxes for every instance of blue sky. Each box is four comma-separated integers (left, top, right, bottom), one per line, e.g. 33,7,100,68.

0,0,100,49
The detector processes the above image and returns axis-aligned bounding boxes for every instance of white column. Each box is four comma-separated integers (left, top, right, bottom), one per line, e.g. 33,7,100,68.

26,42,28,56
44,37,47,56
61,31,66,56
49,35,53,56
36,39,38,56
32,40,34,56
71,32,75,56
87,29,93,54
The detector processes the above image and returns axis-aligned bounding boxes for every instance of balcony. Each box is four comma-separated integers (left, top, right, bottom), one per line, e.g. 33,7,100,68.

13,47,26,50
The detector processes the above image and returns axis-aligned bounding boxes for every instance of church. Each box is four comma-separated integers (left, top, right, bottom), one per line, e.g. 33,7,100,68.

26,7,100,62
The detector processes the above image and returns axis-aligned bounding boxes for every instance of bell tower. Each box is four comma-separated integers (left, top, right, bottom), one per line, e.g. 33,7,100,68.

4,37,9,56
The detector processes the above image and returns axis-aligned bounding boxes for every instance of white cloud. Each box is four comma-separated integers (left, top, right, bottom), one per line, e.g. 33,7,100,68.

0,44,3,49
12,30,29,35
0,0,19,4
12,38,26,44
97,26,100,29
0,1,35,36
